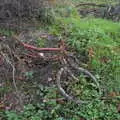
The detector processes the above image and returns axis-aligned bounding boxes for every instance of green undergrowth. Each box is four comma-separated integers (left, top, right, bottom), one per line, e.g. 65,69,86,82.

49,14,120,92
1,85,120,120
36,38,46,48
47,8,120,119
0,28,14,36
2,85,120,120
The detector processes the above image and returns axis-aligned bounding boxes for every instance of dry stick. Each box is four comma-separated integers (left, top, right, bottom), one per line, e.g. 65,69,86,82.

76,3,107,7
0,52,23,107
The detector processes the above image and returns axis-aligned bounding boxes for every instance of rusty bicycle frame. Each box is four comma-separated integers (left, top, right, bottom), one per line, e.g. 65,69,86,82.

0,36,101,104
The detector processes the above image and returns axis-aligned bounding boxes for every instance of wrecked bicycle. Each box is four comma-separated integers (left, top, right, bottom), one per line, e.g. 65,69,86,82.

13,38,101,104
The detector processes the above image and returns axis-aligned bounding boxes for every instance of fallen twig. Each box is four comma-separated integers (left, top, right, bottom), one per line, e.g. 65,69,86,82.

76,3,107,8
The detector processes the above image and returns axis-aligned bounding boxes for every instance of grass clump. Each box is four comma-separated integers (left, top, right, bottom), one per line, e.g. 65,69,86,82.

36,38,46,48
0,28,14,36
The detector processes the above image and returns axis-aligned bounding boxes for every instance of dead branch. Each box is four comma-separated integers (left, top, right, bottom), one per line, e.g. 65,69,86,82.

76,3,107,8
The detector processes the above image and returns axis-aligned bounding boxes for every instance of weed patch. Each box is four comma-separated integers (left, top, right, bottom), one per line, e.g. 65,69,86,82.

47,10,120,119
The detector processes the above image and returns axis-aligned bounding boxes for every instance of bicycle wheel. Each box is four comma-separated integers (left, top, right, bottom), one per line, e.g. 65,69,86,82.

56,66,101,104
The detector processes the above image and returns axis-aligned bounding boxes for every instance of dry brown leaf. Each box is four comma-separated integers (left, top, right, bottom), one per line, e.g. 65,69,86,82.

88,48,94,57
